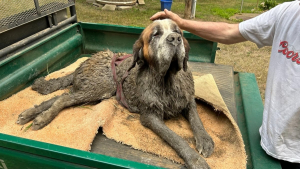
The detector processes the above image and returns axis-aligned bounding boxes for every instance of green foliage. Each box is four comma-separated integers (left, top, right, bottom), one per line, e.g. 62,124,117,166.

259,0,278,10
211,7,239,20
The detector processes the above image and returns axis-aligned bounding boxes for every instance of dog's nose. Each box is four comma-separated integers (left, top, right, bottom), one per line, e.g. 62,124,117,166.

166,33,181,46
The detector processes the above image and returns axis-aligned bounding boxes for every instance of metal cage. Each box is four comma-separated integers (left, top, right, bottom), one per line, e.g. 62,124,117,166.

0,0,76,60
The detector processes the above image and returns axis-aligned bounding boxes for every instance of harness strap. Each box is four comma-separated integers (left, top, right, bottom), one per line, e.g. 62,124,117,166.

111,54,132,109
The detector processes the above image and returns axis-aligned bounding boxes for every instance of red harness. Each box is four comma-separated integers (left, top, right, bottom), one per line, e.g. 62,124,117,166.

111,54,132,109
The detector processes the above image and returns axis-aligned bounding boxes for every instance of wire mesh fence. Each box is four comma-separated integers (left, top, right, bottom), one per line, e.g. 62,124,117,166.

0,0,74,32
0,1,37,20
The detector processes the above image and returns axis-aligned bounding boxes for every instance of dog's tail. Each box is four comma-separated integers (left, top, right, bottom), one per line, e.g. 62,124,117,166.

32,73,74,95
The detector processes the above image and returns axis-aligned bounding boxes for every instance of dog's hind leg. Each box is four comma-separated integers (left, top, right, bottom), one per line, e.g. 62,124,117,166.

32,73,74,95
31,90,113,130
140,113,210,169
16,95,60,125
185,100,214,158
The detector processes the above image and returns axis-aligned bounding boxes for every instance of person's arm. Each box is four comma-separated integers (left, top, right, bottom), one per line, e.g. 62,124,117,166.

150,9,246,44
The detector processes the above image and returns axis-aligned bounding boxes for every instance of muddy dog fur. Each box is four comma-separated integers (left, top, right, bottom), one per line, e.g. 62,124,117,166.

16,19,214,169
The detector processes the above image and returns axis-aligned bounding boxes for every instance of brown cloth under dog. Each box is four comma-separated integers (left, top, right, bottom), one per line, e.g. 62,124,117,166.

0,57,246,169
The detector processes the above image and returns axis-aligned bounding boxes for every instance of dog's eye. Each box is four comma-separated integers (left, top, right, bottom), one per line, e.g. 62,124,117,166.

150,32,160,42
153,32,159,37
174,30,181,34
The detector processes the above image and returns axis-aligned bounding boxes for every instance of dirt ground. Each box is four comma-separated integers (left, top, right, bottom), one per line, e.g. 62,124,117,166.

230,13,260,21
215,42,271,103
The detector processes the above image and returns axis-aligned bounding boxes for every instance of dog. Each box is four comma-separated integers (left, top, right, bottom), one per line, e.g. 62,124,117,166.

16,19,214,169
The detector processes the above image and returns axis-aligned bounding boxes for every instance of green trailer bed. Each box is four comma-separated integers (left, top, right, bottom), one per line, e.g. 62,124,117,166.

0,2,281,168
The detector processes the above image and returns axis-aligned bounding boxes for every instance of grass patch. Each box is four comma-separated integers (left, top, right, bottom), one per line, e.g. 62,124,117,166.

211,7,239,19
76,0,289,24
79,105,93,110
24,123,33,132
76,0,161,27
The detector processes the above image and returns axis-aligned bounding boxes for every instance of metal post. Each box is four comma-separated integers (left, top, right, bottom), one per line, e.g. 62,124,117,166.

240,0,244,13
52,13,58,26
191,0,197,19
47,15,53,28
69,5,77,23
34,0,42,15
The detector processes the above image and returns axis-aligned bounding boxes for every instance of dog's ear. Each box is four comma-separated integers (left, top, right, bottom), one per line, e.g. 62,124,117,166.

128,38,145,71
183,37,190,72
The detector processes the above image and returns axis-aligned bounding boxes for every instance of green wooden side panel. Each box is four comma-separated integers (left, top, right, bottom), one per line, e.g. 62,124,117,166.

0,147,93,169
238,72,281,169
0,133,162,169
79,22,217,63
0,24,83,101
234,73,253,169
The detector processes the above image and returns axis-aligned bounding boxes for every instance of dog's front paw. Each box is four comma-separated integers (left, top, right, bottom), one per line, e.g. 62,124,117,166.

31,110,56,130
186,156,210,169
196,133,214,158
32,113,48,130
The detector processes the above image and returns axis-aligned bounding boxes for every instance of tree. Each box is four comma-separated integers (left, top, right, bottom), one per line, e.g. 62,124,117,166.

184,0,192,19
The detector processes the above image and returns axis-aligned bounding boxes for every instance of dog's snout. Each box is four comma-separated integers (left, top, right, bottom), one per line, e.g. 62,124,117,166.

166,33,181,46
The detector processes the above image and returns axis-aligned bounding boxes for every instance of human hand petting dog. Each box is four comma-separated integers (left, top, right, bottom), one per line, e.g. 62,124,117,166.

150,9,184,28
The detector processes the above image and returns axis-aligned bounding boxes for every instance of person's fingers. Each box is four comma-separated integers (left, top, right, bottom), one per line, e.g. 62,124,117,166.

163,9,182,26
164,9,171,15
163,9,177,21
150,11,168,21
150,9,182,25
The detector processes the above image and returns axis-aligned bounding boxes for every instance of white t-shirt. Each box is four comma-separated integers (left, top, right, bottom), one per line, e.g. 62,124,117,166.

239,1,300,163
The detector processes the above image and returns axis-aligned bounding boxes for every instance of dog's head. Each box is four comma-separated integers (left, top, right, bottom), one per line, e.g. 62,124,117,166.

130,19,190,75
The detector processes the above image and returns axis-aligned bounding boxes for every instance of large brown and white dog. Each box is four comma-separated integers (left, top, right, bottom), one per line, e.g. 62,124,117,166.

17,19,214,169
